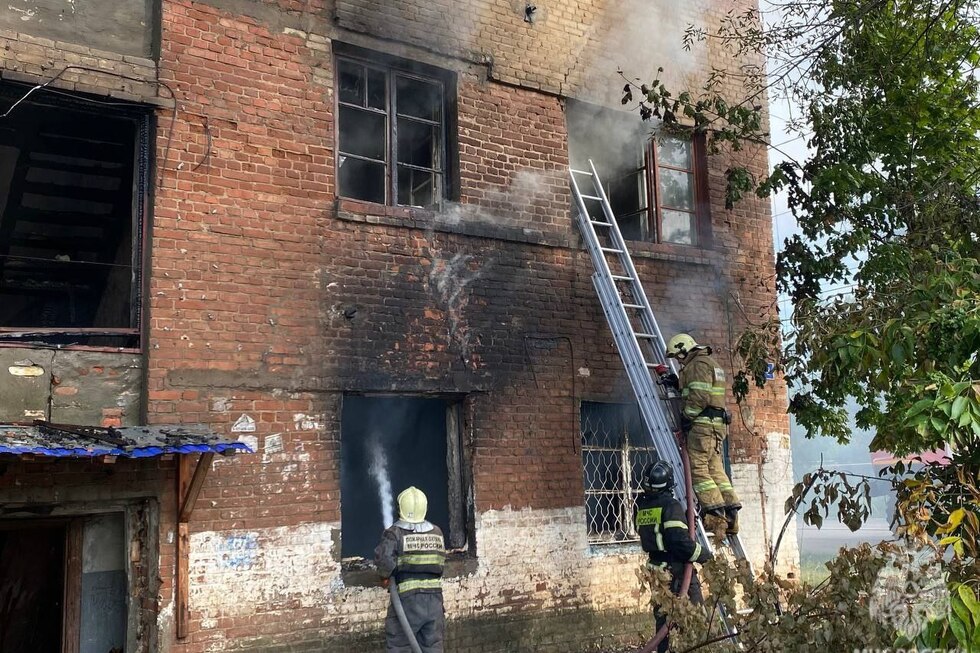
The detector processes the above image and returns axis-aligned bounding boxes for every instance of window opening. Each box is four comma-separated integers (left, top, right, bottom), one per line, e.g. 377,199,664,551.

0,85,148,349
581,401,658,544
336,50,452,209
340,395,467,560
566,100,705,246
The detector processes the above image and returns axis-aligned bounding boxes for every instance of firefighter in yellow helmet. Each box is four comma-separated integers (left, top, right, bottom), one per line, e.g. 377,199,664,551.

666,333,741,537
375,487,447,653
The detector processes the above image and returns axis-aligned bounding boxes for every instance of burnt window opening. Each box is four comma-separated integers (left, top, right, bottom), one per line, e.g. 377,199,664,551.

340,395,468,561
0,85,149,350
335,45,457,209
567,99,710,247
580,401,659,545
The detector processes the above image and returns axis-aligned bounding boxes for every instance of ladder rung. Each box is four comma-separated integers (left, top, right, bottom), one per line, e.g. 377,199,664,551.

570,168,594,177
634,333,659,339
590,220,613,227
611,275,633,281
600,247,623,254
580,194,603,201
623,303,644,309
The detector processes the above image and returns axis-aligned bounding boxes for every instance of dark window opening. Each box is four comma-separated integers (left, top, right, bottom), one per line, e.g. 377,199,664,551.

580,401,658,544
0,513,126,653
0,85,148,349
567,100,709,246
340,395,468,561
335,46,456,209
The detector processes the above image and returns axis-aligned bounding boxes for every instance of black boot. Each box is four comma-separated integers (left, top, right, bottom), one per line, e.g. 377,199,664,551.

725,505,741,536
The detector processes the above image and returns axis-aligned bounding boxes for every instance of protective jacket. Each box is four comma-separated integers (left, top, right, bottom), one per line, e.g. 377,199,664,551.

375,520,446,595
635,491,710,568
678,350,727,427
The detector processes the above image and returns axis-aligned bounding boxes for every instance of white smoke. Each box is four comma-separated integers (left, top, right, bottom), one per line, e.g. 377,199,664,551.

368,435,394,528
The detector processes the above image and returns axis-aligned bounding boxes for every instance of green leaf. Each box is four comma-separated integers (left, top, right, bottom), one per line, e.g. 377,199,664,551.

952,395,968,419
952,595,973,631
958,585,980,623
907,399,934,418
950,611,969,645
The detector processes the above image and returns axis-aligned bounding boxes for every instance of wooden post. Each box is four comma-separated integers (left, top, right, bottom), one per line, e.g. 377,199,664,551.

175,453,212,639
176,522,190,639
62,519,83,653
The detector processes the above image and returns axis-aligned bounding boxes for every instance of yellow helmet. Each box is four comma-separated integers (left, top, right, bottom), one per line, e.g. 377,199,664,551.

397,486,428,523
666,333,700,359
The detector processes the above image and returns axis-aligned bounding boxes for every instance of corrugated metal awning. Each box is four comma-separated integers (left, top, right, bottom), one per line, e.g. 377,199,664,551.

0,421,253,458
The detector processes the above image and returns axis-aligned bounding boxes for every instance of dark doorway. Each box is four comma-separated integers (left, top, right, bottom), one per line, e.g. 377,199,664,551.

0,522,66,652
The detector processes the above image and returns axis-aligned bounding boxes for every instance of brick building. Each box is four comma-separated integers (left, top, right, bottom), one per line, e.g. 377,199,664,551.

0,0,795,651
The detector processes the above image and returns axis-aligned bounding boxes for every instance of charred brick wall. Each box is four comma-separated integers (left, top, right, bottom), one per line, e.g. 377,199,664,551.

0,0,792,650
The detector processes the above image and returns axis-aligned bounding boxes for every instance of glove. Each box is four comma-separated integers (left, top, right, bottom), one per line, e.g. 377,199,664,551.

680,414,693,433
660,372,679,391
698,548,714,564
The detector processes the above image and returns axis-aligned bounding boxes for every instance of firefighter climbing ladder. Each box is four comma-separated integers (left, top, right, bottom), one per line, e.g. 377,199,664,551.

569,160,752,631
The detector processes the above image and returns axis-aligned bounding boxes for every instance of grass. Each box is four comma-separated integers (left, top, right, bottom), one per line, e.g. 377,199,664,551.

799,550,833,585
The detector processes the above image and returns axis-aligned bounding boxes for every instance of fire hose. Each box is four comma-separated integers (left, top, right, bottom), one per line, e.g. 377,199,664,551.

388,580,424,653
634,433,697,653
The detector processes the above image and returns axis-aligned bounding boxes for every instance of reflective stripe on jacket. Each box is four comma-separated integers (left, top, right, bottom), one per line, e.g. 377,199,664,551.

679,351,727,424
374,522,446,595
634,492,707,565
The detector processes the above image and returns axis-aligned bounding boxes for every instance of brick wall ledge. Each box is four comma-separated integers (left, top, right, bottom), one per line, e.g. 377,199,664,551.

335,198,572,248
335,198,719,267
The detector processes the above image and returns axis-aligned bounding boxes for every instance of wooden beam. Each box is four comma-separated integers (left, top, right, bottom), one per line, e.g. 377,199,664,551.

63,519,82,653
176,522,190,640
175,452,214,640
179,452,214,523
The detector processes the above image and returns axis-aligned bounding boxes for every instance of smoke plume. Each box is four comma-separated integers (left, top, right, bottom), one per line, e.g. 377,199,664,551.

368,434,394,529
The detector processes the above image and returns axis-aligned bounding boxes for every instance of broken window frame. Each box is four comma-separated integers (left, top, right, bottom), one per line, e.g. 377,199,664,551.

338,393,472,569
0,84,150,352
566,100,711,246
580,401,659,545
334,45,457,209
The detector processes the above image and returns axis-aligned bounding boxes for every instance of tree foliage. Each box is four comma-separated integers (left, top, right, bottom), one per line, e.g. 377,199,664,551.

622,0,980,650
628,0,980,453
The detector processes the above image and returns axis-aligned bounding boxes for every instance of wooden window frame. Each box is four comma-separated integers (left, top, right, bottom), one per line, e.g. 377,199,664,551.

645,132,711,247
334,44,458,209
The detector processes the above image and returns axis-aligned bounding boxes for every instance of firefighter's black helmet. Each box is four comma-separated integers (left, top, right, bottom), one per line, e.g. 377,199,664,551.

641,461,674,494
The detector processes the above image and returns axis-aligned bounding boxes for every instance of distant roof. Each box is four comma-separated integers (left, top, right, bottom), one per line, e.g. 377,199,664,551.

0,421,253,458
870,448,951,467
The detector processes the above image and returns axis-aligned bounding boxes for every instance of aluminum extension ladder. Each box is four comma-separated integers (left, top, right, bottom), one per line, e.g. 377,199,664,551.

569,160,752,638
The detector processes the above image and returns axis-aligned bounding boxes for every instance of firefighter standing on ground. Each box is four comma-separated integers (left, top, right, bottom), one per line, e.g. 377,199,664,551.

635,461,712,653
375,487,447,653
665,333,741,536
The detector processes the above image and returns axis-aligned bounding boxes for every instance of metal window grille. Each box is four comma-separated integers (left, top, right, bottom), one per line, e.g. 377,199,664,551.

581,402,659,544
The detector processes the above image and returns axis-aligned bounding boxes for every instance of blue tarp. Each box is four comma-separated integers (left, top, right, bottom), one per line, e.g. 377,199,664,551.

0,424,254,459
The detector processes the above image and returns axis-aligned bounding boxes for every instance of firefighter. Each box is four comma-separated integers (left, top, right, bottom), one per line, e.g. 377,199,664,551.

665,333,742,537
635,461,712,653
375,487,447,653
